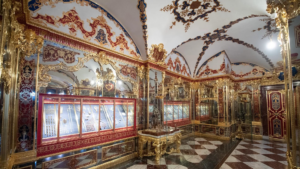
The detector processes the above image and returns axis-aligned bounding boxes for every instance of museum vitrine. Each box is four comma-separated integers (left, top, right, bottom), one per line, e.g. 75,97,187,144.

164,101,190,126
196,100,218,124
38,93,136,147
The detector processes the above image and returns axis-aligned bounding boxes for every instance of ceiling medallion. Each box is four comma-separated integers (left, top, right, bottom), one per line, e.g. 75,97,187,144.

161,0,230,32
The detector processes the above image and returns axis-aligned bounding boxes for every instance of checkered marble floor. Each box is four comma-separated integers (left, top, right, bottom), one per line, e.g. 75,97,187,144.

220,139,288,169
116,137,227,169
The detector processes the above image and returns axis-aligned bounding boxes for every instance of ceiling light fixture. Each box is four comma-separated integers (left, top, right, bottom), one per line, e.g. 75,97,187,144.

91,80,95,85
267,39,276,49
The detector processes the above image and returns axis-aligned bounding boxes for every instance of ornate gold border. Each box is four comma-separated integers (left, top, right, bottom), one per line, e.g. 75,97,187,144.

90,152,137,169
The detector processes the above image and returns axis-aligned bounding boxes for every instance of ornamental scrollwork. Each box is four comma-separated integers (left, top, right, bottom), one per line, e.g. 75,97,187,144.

39,51,139,97
137,65,146,80
148,43,167,66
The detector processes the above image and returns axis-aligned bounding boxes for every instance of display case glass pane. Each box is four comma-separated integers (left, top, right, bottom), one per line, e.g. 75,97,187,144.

115,100,127,129
42,97,59,141
174,104,179,120
164,103,167,122
59,98,80,138
128,101,134,127
82,99,99,133
183,104,189,119
167,104,173,122
101,100,114,130
178,104,183,121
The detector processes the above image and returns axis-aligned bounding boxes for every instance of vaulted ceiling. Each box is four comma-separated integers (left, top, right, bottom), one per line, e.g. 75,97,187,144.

25,0,300,78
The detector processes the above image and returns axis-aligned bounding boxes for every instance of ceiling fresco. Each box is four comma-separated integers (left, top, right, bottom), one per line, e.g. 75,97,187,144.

24,0,300,79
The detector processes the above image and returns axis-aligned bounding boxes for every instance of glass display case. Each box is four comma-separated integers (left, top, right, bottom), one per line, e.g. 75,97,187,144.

164,101,190,126
38,94,136,146
196,100,218,124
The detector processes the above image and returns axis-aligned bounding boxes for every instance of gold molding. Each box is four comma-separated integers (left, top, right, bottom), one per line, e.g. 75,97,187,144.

90,152,137,169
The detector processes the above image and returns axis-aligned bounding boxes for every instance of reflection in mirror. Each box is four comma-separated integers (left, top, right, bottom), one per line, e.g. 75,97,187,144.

197,100,218,125
148,69,163,129
236,85,253,125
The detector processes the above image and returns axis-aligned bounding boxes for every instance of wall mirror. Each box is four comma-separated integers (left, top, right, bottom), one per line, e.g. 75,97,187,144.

38,49,137,98
148,68,163,128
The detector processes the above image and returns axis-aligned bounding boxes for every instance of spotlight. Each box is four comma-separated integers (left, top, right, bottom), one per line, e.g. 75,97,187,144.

267,40,276,49
91,80,95,85
118,80,123,85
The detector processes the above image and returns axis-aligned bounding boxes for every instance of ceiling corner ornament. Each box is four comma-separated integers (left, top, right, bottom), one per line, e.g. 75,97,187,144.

161,0,230,32
148,43,167,66
137,0,148,56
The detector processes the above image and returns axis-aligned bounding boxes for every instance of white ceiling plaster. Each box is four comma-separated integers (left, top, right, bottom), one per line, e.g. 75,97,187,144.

94,0,147,60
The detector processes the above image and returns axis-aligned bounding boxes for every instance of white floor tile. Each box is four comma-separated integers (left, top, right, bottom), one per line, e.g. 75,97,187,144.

194,149,211,155
250,148,274,154
251,144,273,149
279,161,288,165
209,141,223,145
179,145,193,150
194,138,207,141
202,145,218,149
183,155,202,163
244,162,273,169
167,165,188,169
225,156,241,162
230,150,244,155
247,154,275,162
187,141,200,145
219,163,232,169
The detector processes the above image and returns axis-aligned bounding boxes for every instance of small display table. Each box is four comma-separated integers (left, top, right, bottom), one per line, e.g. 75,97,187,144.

138,130,182,162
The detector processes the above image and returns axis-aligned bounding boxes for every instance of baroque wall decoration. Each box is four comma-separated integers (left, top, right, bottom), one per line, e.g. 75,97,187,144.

18,59,35,152
196,60,225,78
31,9,140,58
119,64,137,80
166,57,191,77
252,17,279,39
295,24,300,47
26,0,141,56
196,51,224,75
161,0,230,31
43,45,79,63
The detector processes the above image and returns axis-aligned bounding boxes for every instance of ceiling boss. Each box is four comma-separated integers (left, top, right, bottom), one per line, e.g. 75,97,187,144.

161,0,230,31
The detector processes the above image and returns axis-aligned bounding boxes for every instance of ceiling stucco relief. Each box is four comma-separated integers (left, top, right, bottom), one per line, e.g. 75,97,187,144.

26,0,141,59
166,51,191,77
252,17,279,39
170,14,274,76
161,0,230,32
137,0,149,57
231,62,268,79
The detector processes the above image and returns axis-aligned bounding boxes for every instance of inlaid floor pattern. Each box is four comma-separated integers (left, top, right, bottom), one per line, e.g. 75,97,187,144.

220,139,288,169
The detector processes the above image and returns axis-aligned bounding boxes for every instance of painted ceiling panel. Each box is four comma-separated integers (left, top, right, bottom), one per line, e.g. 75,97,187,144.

26,0,142,59
94,0,147,60
195,41,271,75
